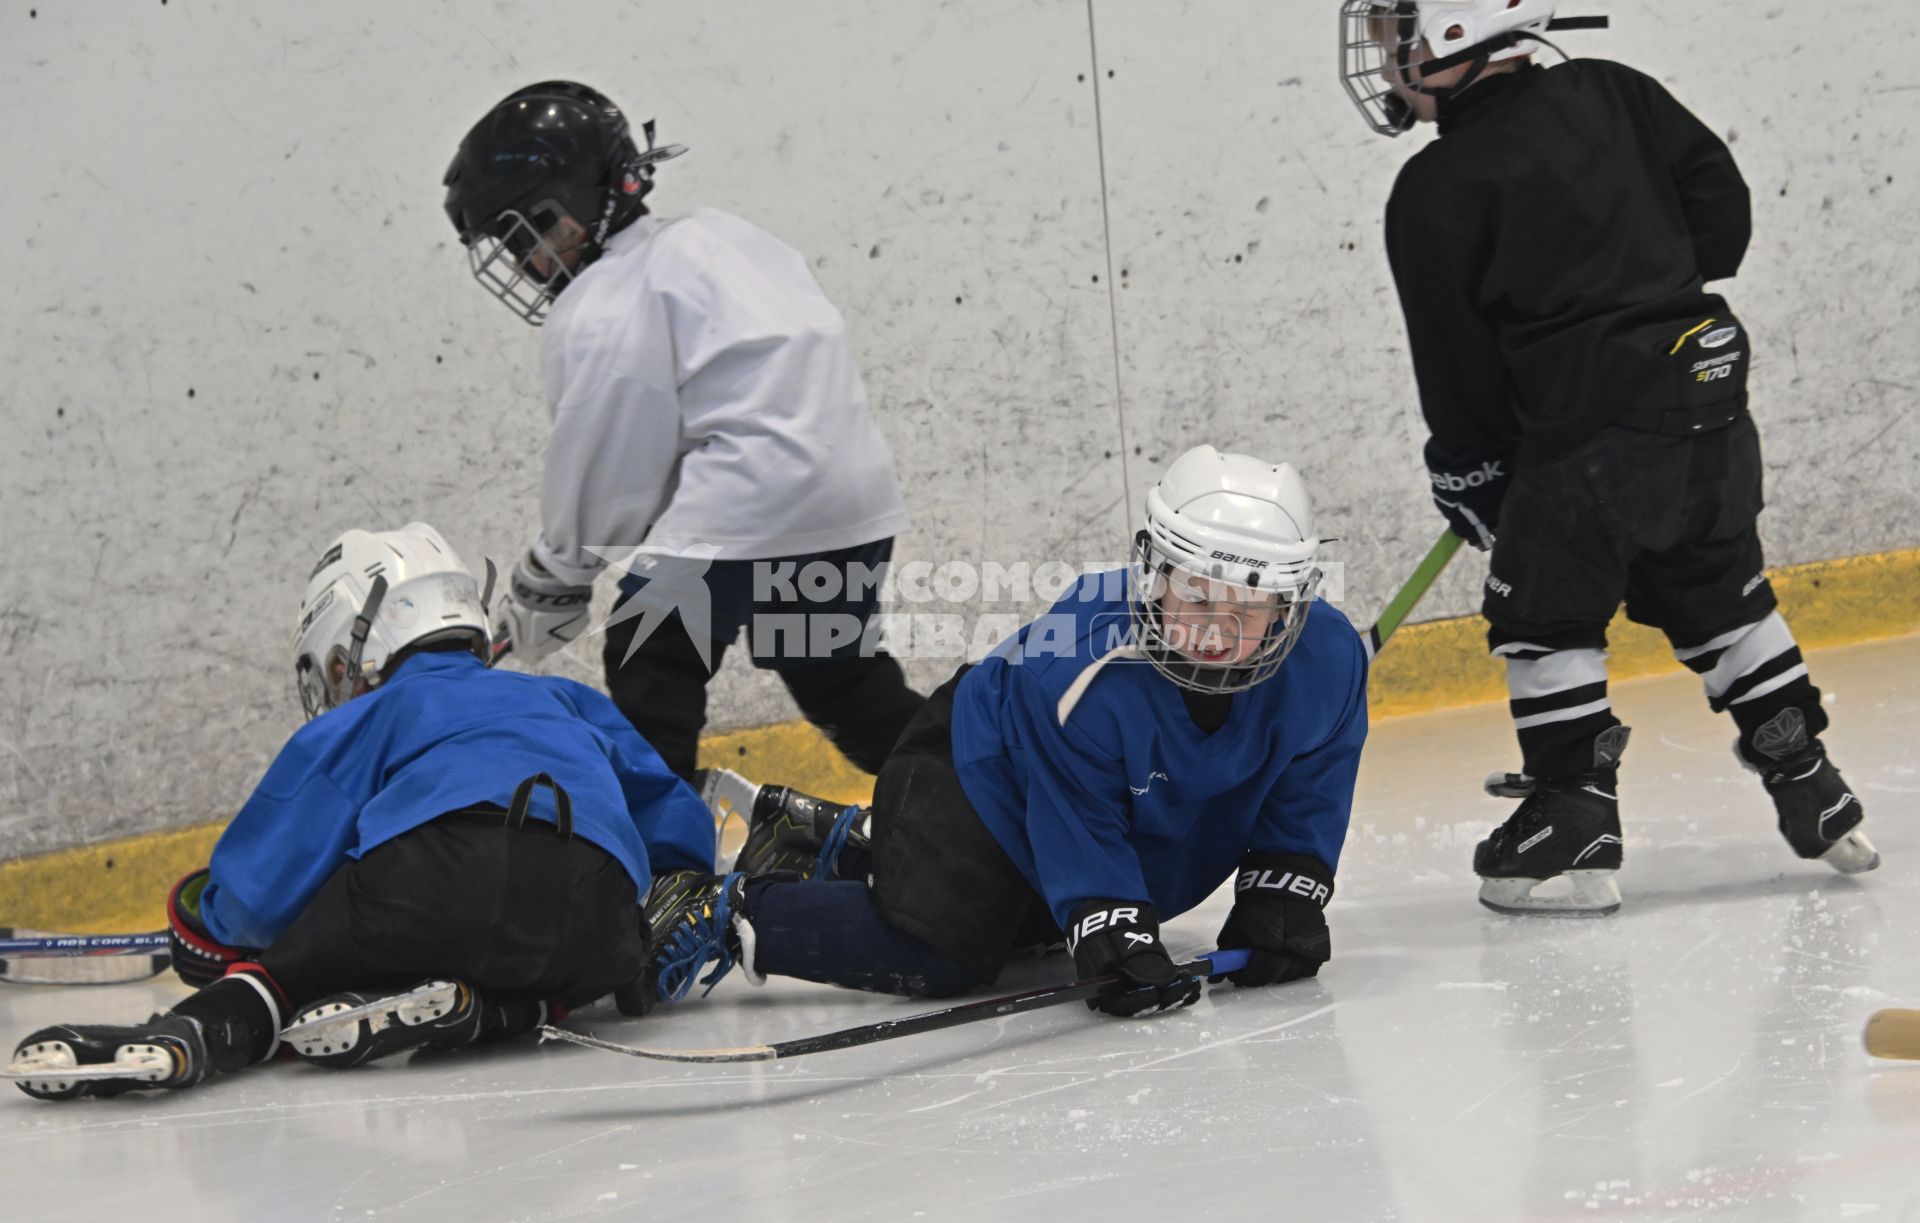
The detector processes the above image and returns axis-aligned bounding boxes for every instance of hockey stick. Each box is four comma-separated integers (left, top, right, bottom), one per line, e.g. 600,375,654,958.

1864,1009,1920,1060
0,930,171,986
538,949,1253,1064
1359,532,1535,798
1364,530,1464,660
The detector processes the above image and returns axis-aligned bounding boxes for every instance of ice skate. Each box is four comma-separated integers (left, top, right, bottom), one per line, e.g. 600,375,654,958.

617,870,755,1015
712,769,868,879
7,1014,214,1101
284,979,541,1068
1473,770,1624,917
1754,747,1877,874
1737,708,1878,874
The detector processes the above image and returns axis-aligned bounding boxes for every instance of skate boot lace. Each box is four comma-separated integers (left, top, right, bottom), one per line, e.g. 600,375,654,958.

1765,753,1825,788
1491,794,1549,853
1496,772,1616,848
813,806,864,879
655,873,745,1003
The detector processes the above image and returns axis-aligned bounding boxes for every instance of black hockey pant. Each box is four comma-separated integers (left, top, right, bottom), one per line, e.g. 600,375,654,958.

601,539,924,782
1482,416,1826,781
173,807,648,1065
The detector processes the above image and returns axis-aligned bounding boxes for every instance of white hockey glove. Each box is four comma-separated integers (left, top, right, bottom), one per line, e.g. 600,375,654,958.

491,552,593,665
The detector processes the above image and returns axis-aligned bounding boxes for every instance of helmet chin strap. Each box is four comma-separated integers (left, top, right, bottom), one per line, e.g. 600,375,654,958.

1383,91,1418,133
1411,49,1494,105
342,575,389,693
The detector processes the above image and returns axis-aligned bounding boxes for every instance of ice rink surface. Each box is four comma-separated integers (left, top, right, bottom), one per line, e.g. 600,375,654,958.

2,635,1915,1222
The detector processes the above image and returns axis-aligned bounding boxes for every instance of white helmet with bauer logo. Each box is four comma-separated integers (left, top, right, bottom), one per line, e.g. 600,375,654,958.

1129,446,1323,694
291,523,491,720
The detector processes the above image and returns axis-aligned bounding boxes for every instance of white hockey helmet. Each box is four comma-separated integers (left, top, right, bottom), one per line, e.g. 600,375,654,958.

1129,445,1323,694
291,523,491,720
1340,0,1559,135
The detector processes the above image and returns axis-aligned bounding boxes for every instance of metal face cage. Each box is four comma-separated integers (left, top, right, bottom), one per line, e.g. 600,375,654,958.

1341,0,1425,136
1126,533,1321,695
464,204,579,326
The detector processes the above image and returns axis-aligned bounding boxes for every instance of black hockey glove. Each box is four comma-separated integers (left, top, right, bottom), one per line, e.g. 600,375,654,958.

1423,438,1511,552
1066,900,1201,1018
1212,852,1334,988
167,868,257,988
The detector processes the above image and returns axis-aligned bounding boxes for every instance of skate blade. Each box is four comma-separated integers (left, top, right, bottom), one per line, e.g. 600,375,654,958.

701,769,762,868
281,980,462,1041
1478,870,1621,917
4,1061,170,1085
6,1042,177,1088
701,769,760,823
1819,829,1880,875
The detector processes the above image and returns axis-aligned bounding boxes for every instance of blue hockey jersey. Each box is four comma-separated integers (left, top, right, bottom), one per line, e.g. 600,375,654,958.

950,571,1368,927
200,651,715,949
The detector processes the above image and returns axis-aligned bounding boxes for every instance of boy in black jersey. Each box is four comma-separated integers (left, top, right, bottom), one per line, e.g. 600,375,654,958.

1339,1,1878,915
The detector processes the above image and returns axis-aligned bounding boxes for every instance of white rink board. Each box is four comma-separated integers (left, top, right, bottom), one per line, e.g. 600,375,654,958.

1091,0,1920,630
0,0,1125,853
2,635,1915,1222
2,2,1916,849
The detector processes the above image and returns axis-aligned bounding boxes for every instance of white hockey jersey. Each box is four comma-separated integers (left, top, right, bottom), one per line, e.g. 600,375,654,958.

531,208,910,584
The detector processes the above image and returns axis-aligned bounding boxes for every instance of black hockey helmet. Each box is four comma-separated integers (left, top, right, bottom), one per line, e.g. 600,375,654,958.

443,81,685,322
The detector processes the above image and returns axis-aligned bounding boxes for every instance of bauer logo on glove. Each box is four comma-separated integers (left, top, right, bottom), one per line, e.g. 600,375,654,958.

1066,904,1147,951
1067,901,1201,1018
1215,852,1335,989
1235,864,1332,907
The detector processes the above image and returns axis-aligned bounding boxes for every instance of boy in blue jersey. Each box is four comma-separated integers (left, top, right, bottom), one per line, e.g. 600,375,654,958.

640,447,1367,1017
8,524,714,1100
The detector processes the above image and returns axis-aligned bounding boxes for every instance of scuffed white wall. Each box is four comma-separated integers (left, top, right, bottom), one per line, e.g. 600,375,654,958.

1095,0,1920,623
2,0,1914,854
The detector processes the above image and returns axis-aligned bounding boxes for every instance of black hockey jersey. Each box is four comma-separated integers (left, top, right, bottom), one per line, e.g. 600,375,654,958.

1384,59,1752,457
